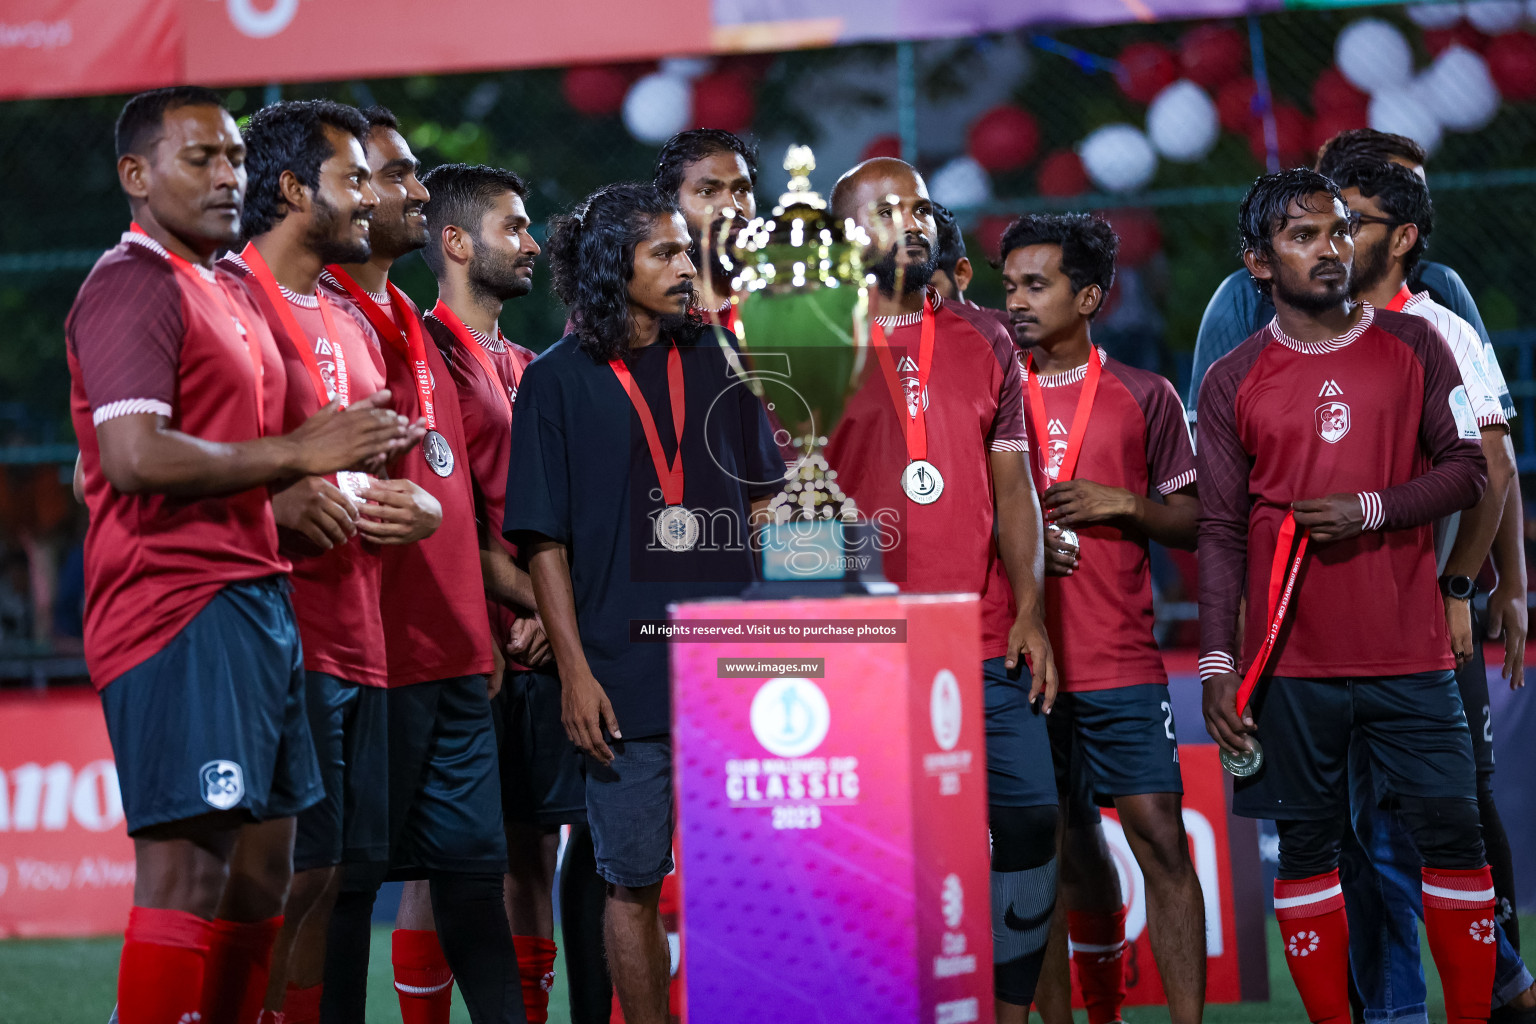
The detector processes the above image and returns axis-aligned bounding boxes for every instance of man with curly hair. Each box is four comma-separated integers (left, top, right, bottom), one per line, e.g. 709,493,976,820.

504,182,784,1024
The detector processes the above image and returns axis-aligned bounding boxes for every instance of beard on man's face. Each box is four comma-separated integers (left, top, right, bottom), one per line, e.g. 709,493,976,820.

867,241,938,297
1272,257,1352,314
367,199,428,261
1348,234,1393,297
307,192,371,265
468,240,533,302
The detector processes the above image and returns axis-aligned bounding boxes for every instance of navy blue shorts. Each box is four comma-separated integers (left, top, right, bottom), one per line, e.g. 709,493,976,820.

982,656,1058,809
495,668,586,827
386,676,508,876
1048,683,1184,810
584,738,674,889
1459,602,1494,775
293,672,389,872
1234,671,1478,821
100,577,323,835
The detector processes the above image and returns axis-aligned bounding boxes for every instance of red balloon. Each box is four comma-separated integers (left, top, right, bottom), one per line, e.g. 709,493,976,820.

1179,24,1247,88
1487,32,1536,101
1036,150,1089,197
967,105,1040,172
1216,76,1259,134
690,72,755,134
1424,24,1489,56
1247,104,1313,167
1116,42,1179,104
860,134,903,162
1101,208,1162,268
974,215,1015,261
721,53,778,83
562,65,631,117
1310,67,1369,119
1310,105,1369,154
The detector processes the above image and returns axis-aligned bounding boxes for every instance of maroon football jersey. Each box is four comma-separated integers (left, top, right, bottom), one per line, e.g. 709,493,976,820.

222,253,391,687
324,280,493,686
1197,304,1486,680
1023,348,1196,691
68,232,290,689
825,291,1029,659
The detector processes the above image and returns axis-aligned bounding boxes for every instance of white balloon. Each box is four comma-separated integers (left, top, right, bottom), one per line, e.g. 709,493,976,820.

1465,0,1526,33
1527,0,1536,24
1079,123,1159,193
1407,2,1466,28
1146,79,1219,162
1420,45,1502,130
928,155,993,209
622,72,692,144
660,56,714,80
1336,19,1416,93
1369,88,1443,153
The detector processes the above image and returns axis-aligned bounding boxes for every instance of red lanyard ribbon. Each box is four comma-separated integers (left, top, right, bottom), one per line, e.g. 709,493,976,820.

428,299,517,419
325,266,435,428
1385,284,1412,312
609,343,685,506
240,243,348,408
1024,349,1102,489
869,292,937,462
130,224,265,432
1234,512,1310,715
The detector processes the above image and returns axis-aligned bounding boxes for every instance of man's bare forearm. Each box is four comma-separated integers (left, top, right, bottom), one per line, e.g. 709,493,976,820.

480,544,538,614
1127,491,1199,551
97,415,306,497
1491,476,1527,592
992,451,1045,615
528,541,592,680
1443,428,1514,578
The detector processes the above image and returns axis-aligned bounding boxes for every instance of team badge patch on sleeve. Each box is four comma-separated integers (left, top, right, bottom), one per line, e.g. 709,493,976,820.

1449,385,1481,440
200,760,245,810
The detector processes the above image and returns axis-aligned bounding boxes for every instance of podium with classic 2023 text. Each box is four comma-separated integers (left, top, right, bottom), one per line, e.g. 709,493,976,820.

668,593,994,1024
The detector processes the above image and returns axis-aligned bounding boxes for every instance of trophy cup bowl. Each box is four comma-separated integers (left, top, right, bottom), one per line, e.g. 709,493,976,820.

723,145,880,589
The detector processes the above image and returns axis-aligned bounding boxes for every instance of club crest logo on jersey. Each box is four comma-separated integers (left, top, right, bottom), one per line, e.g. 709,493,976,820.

1449,385,1481,440
199,760,244,811
1318,379,1343,397
1042,439,1070,481
1315,401,1350,444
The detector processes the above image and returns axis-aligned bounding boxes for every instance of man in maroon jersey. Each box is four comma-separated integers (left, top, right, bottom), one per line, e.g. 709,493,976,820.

69,86,410,1024
420,161,581,1024
998,213,1206,1024
218,98,445,1024
1198,168,1493,1024
321,106,527,1024
824,158,1057,1024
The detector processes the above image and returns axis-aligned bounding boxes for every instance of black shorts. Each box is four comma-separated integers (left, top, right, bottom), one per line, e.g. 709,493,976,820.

1049,683,1184,810
293,673,389,872
100,577,323,835
982,656,1058,808
386,675,508,876
1458,602,1494,775
1234,670,1478,821
495,668,586,827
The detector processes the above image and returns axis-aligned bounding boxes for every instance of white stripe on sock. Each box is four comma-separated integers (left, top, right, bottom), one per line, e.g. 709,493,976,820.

1422,882,1495,903
1273,883,1343,909
394,978,454,996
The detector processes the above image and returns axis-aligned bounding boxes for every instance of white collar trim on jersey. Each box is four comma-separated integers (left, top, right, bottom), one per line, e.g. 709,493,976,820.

225,251,318,308
121,231,218,283
320,268,389,306
426,312,507,353
1269,302,1374,354
1032,346,1107,387
873,288,944,328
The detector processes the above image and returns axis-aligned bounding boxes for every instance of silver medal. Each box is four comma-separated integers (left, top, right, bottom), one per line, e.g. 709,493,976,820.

423,429,454,478
1220,737,1264,777
901,459,944,504
655,505,700,552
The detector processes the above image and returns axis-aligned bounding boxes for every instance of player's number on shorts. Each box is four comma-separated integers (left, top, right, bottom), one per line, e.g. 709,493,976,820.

1483,704,1493,744
1162,700,1179,763
772,804,822,830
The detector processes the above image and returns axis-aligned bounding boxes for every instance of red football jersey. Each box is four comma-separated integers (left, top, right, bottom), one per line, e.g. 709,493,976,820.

222,253,391,687
825,291,1030,659
323,277,492,686
424,308,534,657
1197,304,1486,679
66,232,290,689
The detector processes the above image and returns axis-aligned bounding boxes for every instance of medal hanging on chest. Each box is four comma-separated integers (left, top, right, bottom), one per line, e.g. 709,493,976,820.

872,293,942,504
1025,350,1103,555
610,343,696,552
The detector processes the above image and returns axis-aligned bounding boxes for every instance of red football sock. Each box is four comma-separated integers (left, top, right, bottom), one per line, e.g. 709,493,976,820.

279,983,322,1024
1423,866,1498,1024
1069,906,1127,1024
200,915,283,1024
117,906,211,1024
1274,871,1351,1024
392,928,454,1024
512,935,559,1024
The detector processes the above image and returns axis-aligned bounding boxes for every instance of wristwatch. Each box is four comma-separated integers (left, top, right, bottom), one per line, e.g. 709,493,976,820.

1439,574,1475,601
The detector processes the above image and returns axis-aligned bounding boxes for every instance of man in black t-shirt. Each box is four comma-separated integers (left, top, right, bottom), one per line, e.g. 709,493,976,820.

505,181,782,1024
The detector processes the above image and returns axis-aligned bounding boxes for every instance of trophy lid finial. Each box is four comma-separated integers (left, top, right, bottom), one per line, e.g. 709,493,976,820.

778,144,825,210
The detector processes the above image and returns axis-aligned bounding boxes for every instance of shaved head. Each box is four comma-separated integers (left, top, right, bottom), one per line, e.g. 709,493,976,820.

831,157,938,297
830,157,926,221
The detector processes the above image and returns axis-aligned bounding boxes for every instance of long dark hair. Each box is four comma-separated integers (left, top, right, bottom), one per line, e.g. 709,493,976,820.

546,181,701,361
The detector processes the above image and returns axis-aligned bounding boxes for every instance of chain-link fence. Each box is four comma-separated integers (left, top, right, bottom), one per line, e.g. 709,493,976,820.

2,3,1535,668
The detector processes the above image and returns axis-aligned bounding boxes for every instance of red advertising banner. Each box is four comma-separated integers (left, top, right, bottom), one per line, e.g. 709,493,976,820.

0,0,177,100
0,688,134,938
